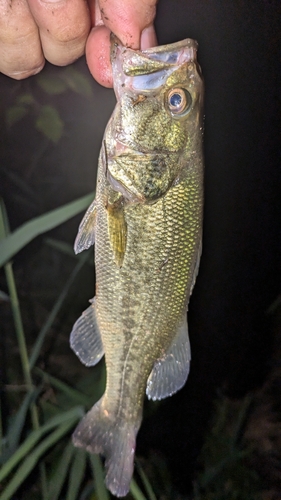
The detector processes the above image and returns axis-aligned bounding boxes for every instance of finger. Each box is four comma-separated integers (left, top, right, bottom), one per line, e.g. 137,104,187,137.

86,22,157,87
27,0,91,66
98,0,157,49
86,25,112,88
140,24,157,50
86,0,157,87
0,0,44,79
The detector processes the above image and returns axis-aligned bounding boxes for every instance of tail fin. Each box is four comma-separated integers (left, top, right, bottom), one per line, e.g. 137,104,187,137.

72,399,137,497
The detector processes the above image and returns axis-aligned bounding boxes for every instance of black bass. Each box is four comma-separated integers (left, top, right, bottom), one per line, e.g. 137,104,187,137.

70,37,204,497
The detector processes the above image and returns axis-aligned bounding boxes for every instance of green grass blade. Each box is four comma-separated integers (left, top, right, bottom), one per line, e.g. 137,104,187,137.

0,199,39,431
0,419,78,500
66,448,87,500
45,237,93,264
0,198,48,498
79,482,95,500
47,441,75,500
136,461,157,500
0,193,94,267
1,388,41,463
45,237,78,257
0,406,84,484
89,454,110,500
29,250,90,369
130,479,147,500
35,368,91,407
0,401,2,456
0,197,10,234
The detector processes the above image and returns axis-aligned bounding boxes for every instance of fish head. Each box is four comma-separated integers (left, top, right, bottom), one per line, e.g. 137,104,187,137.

105,37,204,202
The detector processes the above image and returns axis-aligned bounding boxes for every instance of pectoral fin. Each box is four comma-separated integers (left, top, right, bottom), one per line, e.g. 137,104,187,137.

106,200,127,267
74,200,96,254
70,299,104,367
146,314,191,401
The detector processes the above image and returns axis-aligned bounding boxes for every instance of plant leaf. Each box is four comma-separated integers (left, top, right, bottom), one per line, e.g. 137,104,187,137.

62,67,93,98
66,448,87,500
0,406,84,484
0,193,94,267
6,105,28,128
0,419,80,500
130,479,147,500
47,441,74,500
35,368,91,407
136,460,157,500
35,105,63,143
29,250,90,369
1,388,41,464
37,74,68,95
89,455,110,500
44,237,77,258
17,94,35,105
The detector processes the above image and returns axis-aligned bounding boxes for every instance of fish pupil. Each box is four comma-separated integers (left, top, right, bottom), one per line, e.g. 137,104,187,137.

170,93,182,108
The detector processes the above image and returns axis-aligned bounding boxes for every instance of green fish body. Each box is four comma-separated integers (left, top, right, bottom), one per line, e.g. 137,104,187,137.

70,37,204,497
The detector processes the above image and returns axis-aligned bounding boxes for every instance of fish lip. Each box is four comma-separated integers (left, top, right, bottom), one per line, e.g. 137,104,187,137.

142,38,198,55
111,34,198,66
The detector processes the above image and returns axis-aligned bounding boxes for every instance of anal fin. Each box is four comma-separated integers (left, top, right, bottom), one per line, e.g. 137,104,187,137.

74,199,96,254
70,299,104,367
146,314,191,401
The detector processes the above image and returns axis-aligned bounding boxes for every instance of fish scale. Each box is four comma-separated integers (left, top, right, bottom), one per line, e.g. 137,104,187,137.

70,36,204,497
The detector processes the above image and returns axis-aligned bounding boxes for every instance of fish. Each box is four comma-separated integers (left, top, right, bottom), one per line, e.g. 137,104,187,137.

70,36,204,497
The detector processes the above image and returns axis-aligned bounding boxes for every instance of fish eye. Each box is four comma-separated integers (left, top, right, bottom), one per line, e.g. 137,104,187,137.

166,88,192,116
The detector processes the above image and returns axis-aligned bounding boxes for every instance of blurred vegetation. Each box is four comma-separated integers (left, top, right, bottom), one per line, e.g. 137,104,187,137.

5,66,93,144
1,61,280,500
193,396,262,500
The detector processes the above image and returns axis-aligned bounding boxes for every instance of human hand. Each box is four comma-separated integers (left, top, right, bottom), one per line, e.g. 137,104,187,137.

0,0,157,87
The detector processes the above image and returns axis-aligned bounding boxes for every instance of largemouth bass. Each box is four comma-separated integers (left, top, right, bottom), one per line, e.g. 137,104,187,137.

70,36,204,497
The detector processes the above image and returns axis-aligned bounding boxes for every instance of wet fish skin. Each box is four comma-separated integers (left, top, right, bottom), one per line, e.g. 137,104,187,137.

70,37,204,497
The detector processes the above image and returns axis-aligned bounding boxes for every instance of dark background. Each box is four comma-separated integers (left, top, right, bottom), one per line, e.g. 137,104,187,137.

0,0,280,495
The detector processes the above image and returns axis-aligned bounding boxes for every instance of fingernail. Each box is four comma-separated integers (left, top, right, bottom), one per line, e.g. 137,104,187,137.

140,25,158,50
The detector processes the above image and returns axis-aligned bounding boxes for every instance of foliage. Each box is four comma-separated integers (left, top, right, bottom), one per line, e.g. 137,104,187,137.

5,66,93,144
193,395,262,500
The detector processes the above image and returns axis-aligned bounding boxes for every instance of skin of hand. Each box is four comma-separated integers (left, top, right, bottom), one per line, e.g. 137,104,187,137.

0,0,157,87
